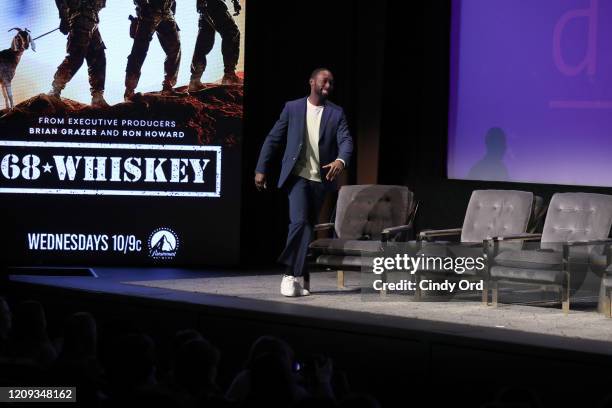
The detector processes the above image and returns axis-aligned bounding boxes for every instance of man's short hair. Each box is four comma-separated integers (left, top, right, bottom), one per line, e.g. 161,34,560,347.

310,67,332,79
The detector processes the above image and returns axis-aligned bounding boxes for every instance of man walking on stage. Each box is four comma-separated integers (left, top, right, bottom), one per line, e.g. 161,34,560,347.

254,68,353,297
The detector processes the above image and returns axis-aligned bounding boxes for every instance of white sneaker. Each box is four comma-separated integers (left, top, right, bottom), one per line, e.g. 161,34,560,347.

281,275,298,297
280,275,310,297
297,276,311,293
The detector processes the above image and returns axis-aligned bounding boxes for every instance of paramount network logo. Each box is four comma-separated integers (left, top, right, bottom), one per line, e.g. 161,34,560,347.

148,227,179,260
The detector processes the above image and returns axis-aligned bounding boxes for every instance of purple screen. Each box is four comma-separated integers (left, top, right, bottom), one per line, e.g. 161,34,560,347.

448,0,612,187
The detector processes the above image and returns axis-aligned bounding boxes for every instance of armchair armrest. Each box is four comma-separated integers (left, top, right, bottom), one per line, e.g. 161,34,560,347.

380,201,419,243
381,223,414,242
314,223,335,232
483,233,542,266
562,239,612,264
418,228,462,241
487,233,542,242
564,239,612,247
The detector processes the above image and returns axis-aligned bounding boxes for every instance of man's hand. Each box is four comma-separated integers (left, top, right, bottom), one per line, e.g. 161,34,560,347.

322,160,344,181
232,0,242,15
59,19,69,35
254,172,267,191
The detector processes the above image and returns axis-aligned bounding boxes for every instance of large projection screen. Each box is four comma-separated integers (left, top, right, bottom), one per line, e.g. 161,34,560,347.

0,0,245,266
448,0,612,187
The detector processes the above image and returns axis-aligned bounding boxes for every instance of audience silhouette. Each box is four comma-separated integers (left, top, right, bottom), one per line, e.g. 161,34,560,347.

0,298,382,407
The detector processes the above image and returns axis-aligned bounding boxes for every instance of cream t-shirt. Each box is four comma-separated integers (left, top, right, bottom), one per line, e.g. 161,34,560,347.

293,98,324,182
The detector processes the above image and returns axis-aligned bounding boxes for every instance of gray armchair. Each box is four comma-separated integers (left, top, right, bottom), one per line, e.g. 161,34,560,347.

601,255,612,317
485,193,612,314
308,185,417,289
414,190,540,303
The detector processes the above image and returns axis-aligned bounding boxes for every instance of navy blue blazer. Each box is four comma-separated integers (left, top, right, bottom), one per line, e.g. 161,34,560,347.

255,97,353,190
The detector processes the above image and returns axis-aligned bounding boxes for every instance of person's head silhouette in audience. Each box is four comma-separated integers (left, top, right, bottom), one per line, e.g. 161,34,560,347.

107,333,157,398
246,352,297,407
172,328,203,358
60,312,97,361
0,298,11,344
246,335,295,369
174,338,221,399
10,300,56,366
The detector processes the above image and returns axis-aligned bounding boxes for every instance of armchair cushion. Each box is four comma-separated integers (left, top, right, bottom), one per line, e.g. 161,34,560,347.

309,238,383,256
494,249,562,270
415,243,484,276
490,266,563,284
313,254,376,269
494,248,597,270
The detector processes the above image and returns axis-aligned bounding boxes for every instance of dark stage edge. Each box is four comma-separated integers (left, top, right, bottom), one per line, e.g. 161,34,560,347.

8,267,612,407
6,266,612,358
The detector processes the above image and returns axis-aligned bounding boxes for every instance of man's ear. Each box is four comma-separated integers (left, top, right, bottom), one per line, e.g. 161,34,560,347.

309,78,314,87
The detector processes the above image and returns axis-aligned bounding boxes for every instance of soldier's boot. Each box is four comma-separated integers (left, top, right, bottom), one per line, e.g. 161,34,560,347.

188,79,206,93
91,91,109,108
161,83,188,97
124,88,135,102
221,72,243,85
48,85,62,99
124,74,139,102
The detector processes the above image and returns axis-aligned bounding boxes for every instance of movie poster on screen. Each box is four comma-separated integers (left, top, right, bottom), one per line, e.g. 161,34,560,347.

0,0,245,266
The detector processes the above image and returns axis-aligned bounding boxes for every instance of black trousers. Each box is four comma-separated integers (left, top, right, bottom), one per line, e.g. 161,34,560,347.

125,16,181,90
278,175,327,277
190,0,240,79
52,22,106,94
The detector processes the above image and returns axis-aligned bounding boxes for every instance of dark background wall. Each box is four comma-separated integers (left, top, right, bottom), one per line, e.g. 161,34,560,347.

240,0,612,266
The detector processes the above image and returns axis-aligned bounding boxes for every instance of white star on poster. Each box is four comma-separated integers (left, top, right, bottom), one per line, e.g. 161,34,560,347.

42,163,53,173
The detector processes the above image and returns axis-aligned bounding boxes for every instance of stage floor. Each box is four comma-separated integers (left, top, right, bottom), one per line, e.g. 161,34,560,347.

9,267,612,357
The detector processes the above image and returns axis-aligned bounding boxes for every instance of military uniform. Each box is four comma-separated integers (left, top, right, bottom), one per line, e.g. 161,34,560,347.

124,0,184,99
190,0,241,89
51,0,108,107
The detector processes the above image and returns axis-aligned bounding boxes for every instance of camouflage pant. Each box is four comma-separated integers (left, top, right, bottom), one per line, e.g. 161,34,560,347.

191,0,240,80
52,23,106,94
125,16,181,90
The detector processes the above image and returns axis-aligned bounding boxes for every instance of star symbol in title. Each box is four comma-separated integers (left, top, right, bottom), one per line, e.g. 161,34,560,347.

42,162,53,173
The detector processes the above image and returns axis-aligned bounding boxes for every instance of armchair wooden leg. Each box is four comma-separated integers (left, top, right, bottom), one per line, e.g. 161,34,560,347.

605,290,612,318
337,270,345,289
561,272,570,315
481,280,489,306
414,273,422,301
491,281,498,307
598,278,606,315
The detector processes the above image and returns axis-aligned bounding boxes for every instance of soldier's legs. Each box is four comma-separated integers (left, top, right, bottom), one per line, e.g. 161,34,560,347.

86,29,106,94
125,19,157,95
156,19,182,90
208,0,240,74
190,13,215,84
86,29,108,107
51,28,91,95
